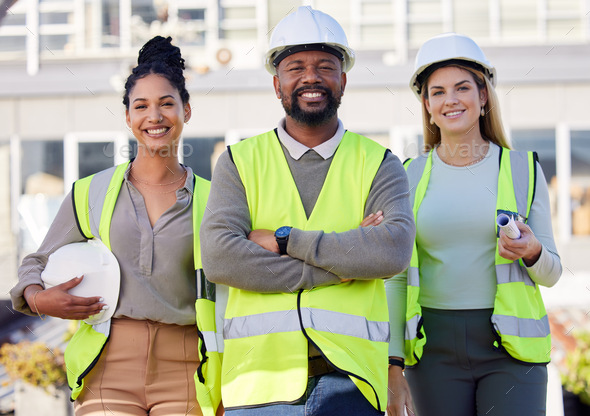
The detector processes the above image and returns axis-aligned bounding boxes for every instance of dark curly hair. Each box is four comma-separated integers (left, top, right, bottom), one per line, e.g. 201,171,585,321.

123,36,190,109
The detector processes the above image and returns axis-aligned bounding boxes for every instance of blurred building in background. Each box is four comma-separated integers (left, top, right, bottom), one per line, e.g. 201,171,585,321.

0,0,589,412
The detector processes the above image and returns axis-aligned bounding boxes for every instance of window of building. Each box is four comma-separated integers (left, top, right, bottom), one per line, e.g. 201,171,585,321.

131,0,160,24
0,36,26,53
407,0,444,48
570,130,590,235
179,8,206,20
500,0,538,41
0,10,26,26
171,2,209,46
0,0,77,55
453,0,490,38
18,140,65,253
219,2,258,41
182,138,225,181
40,11,70,24
510,129,556,182
546,0,584,42
408,0,443,16
40,34,71,51
102,0,121,48
356,0,396,49
571,131,590,178
78,142,115,179
20,140,64,195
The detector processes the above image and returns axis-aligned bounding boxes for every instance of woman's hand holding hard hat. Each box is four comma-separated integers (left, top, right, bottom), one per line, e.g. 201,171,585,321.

35,239,121,324
25,277,107,320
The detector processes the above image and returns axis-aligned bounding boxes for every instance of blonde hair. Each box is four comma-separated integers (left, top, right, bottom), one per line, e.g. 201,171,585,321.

420,63,511,152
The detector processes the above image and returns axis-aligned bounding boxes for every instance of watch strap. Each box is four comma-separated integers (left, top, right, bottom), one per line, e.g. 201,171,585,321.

277,238,288,255
388,358,405,370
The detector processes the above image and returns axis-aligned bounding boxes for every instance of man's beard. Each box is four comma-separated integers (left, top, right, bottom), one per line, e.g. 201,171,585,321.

281,85,341,127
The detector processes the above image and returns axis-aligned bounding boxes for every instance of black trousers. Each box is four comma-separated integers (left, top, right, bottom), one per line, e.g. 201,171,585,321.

405,307,547,416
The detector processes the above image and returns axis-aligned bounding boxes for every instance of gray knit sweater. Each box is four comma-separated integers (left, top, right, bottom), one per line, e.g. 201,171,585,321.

200,126,415,358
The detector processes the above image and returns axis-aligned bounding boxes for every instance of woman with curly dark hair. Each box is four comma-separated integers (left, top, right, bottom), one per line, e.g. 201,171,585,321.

10,36,216,415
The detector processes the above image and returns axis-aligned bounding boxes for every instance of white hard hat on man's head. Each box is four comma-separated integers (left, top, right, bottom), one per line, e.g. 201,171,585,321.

41,239,120,325
265,6,355,75
409,33,496,101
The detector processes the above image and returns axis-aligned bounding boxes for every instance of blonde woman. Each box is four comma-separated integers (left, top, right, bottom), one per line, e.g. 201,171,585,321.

387,33,562,416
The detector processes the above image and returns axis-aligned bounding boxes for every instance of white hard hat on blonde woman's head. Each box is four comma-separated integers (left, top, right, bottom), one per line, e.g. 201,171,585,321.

41,239,120,325
409,33,496,100
265,6,355,75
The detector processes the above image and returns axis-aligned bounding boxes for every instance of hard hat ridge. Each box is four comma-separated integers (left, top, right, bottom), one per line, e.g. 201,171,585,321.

409,32,496,100
265,6,355,75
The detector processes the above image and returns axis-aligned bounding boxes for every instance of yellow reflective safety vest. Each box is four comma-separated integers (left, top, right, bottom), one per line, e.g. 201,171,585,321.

224,130,390,411
403,147,551,366
65,162,221,415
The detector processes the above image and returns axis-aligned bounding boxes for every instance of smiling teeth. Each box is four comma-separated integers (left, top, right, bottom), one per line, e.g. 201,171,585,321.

302,92,322,98
147,128,167,134
445,111,463,117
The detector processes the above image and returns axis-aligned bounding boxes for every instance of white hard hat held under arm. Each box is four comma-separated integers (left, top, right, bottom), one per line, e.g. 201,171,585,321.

264,6,355,75
41,239,120,325
409,32,496,100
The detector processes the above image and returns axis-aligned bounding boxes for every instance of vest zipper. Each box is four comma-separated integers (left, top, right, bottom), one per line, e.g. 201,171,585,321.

296,289,383,412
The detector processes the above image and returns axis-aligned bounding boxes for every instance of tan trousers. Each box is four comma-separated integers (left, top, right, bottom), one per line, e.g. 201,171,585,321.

74,318,203,416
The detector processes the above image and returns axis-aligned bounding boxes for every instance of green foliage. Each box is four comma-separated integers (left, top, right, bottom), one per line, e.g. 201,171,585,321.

562,331,590,406
0,341,67,390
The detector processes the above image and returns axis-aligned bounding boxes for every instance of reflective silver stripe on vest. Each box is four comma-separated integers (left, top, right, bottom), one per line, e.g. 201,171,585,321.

92,320,111,337
224,307,389,343
224,309,300,339
87,166,121,237
406,155,429,208
202,330,219,353
407,267,419,287
495,263,535,287
509,151,531,217
405,314,421,341
216,333,225,353
491,314,550,338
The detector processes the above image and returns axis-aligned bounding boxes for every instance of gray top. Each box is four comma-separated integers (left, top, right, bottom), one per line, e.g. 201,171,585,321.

386,143,561,313
11,165,198,325
200,119,415,358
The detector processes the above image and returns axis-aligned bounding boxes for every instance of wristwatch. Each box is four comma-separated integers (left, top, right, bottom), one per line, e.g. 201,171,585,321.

274,226,292,255
388,358,405,370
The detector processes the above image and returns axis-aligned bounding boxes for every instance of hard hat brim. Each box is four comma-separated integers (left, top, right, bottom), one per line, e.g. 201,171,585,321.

271,43,345,69
265,42,355,75
409,58,496,101
410,58,496,99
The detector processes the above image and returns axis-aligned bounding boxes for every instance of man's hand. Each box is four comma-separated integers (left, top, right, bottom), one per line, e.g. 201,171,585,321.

247,210,385,268
387,359,415,416
247,229,280,254
338,211,386,282
360,210,383,227
498,221,542,267
24,277,106,320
